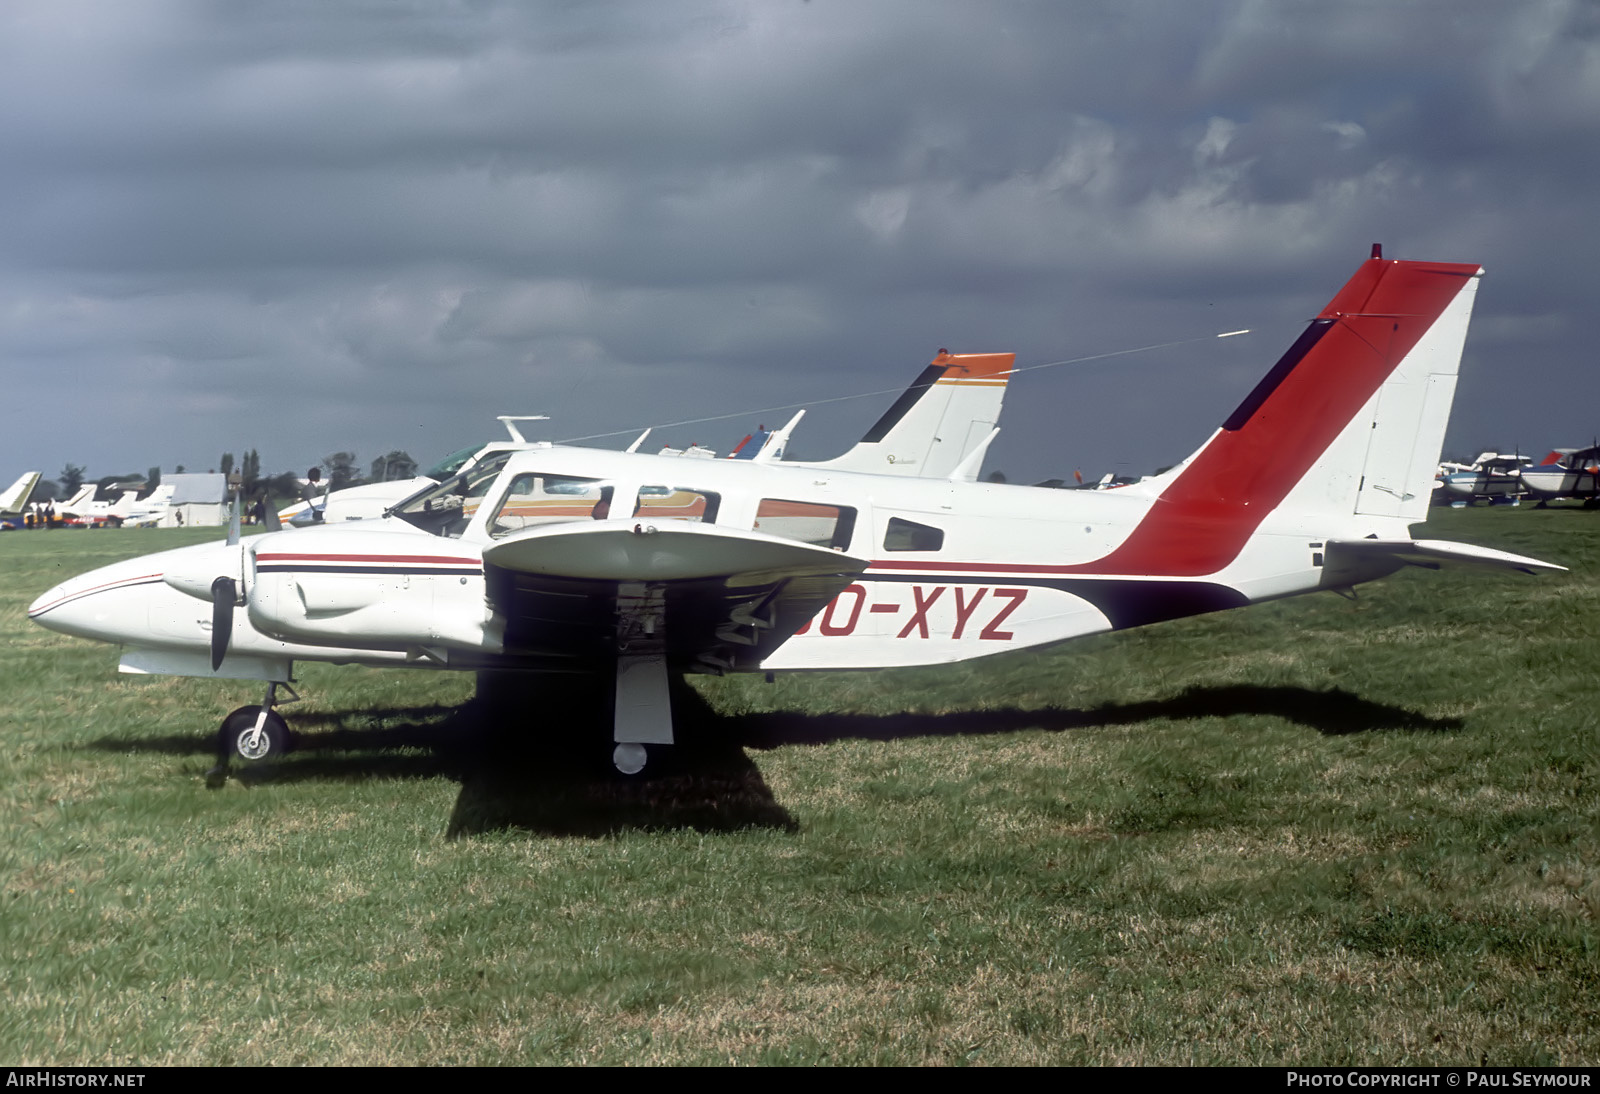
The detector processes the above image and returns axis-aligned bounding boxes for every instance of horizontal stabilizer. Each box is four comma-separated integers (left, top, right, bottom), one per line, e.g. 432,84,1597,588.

1323,537,1564,586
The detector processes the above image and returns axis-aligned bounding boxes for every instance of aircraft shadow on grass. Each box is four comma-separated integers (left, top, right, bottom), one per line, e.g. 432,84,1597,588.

86,683,1458,839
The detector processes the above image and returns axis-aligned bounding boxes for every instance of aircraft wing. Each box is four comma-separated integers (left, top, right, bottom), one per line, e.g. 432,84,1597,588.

482,521,868,671
1322,537,1564,587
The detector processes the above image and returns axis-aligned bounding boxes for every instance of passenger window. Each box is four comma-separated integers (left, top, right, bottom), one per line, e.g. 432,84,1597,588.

754,500,856,550
634,487,720,523
884,517,944,552
488,475,612,538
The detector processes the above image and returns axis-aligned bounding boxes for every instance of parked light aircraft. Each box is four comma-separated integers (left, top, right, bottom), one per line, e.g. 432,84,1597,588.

275,351,1013,527
1435,451,1531,506
118,483,177,528
54,486,147,527
1520,445,1600,507
44,484,97,519
28,249,1563,776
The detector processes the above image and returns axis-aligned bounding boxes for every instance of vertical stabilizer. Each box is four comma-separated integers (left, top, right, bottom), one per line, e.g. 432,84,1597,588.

0,472,41,514
808,351,1013,477
56,484,97,516
1074,254,1483,577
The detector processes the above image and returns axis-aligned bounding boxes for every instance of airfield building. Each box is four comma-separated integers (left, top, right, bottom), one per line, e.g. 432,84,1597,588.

158,473,227,528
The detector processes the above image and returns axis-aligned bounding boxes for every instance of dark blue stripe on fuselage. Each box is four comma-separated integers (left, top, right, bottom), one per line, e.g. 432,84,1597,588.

256,565,483,577
862,571,1248,630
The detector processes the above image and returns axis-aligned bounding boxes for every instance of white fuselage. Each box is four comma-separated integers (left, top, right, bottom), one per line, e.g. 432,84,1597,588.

1520,464,1600,501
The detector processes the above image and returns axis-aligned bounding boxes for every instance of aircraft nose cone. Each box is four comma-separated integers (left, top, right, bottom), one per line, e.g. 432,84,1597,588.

28,584,65,618
28,539,246,646
26,560,163,642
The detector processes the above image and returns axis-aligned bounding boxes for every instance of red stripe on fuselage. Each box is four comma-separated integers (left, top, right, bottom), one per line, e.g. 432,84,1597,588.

1057,258,1478,578
28,572,165,616
255,552,479,565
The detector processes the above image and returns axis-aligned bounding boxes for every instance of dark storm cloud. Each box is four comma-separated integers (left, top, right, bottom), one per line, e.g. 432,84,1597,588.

0,0,1595,483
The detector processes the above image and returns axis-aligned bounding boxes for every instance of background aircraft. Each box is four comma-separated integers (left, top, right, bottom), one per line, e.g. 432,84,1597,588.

1520,445,1600,507
274,351,1014,527
1435,451,1531,506
0,472,41,526
28,250,1560,778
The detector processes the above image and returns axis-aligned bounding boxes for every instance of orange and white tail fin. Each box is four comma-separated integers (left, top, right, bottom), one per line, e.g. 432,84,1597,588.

808,351,1013,478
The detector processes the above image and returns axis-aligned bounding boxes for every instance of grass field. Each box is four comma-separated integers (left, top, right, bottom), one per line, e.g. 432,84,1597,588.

1,508,1595,1065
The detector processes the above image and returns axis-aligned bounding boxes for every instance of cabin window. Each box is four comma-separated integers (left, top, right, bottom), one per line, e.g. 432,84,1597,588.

884,517,944,552
633,487,720,524
488,474,614,538
754,499,856,550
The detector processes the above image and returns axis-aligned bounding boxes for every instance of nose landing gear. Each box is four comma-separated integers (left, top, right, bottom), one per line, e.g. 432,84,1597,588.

206,681,300,787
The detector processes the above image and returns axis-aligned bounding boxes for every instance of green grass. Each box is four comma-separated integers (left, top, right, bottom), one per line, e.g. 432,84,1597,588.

0,509,1595,1065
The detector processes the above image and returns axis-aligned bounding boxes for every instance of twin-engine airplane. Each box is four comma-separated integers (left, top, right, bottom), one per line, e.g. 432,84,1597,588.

29,248,1562,776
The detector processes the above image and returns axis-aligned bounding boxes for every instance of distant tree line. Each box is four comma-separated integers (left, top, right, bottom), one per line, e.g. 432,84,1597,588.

38,448,419,504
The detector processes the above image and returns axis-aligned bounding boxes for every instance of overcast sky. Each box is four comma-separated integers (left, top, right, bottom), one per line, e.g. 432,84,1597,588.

2,0,1595,488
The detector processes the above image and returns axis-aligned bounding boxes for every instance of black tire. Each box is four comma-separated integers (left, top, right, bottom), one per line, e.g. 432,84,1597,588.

218,705,293,763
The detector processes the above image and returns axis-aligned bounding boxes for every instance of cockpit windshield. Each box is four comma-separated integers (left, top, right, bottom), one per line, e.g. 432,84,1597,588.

423,444,487,481
391,452,514,537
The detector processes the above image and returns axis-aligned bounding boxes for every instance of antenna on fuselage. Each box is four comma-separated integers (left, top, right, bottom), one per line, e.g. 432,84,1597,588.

497,416,550,443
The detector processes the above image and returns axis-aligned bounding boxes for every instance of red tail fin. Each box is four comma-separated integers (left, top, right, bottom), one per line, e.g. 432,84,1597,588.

1072,255,1483,576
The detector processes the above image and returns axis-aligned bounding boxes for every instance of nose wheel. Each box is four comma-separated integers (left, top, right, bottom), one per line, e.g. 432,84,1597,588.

207,681,299,786
222,705,292,762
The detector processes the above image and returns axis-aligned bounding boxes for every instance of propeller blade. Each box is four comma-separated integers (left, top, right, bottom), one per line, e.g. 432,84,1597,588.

210,576,236,671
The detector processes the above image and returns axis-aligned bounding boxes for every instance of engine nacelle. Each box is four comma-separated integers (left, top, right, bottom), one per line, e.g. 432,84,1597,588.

245,530,501,653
